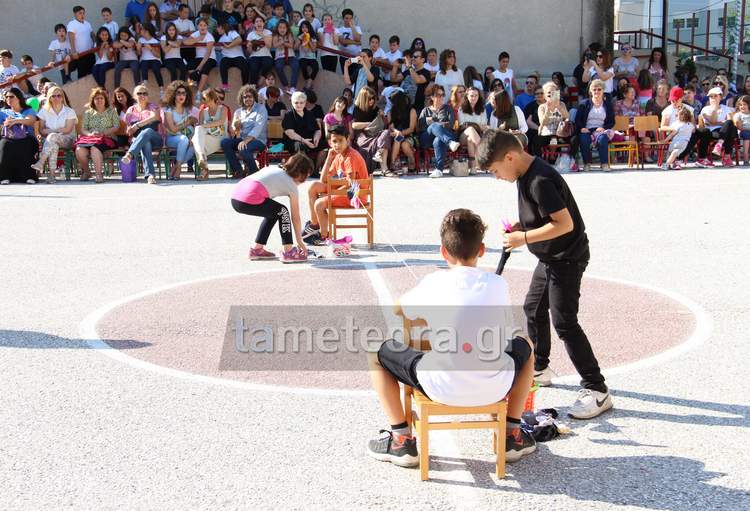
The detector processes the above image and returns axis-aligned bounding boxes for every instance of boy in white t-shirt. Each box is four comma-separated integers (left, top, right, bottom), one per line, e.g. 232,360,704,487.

423,47,439,80
0,50,20,96
492,51,517,100
48,24,73,84
367,209,536,468
101,7,119,41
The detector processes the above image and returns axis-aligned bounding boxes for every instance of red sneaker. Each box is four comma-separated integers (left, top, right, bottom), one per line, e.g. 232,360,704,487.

248,247,276,260
722,154,734,167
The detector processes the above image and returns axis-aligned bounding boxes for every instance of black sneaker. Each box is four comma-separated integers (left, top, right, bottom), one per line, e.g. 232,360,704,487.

505,428,536,463
302,221,320,240
366,430,419,467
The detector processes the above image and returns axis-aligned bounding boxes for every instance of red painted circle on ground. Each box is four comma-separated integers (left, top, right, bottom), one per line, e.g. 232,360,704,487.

96,265,695,390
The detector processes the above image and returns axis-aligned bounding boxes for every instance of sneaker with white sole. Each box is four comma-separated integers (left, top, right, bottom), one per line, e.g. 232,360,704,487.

505,428,536,463
366,430,419,467
568,388,613,419
301,221,320,240
0,179,9,185
533,366,554,387
429,169,443,178
248,247,277,260
280,247,308,263
448,140,461,152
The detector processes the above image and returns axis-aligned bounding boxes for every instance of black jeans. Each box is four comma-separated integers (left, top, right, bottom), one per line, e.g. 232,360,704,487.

164,58,187,82
524,259,607,392
320,55,338,73
231,198,293,245
696,121,737,158
74,53,95,79
220,56,249,84
299,58,319,81
140,60,163,87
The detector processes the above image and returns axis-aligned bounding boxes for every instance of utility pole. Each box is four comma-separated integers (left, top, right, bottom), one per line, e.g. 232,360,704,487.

662,0,669,48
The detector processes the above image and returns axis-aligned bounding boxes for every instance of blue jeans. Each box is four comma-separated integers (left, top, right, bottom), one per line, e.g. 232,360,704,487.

139,60,163,87
165,134,195,164
114,60,140,88
92,62,113,88
274,57,299,88
419,123,457,170
578,131,609,164
128,128,163,177
221,137,267,174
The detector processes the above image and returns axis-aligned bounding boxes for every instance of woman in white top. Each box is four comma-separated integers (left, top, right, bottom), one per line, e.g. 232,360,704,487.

31,86,77,183
488,90,528,133
160,22,186,82
435,49,464,91
137,23,164,90
192,88,228,180
184,18,217,98
246,15,274,86
316,13,339,72
217,22,249,90
92,27,115,89
272,20,299,93
582,48,615,96
696,86,737,166
114,27,140,88
457,87,488,172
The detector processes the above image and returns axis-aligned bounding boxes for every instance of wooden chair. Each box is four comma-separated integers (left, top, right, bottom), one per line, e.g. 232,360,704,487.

402,317,508,481
634,115,670,168
325,176,373,247
265,118,291,164
608,115,639,167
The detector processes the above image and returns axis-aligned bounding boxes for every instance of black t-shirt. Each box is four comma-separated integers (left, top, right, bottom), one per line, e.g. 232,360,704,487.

524,101,542,128
353,105,379,123
517,157,589,262
282,109,319,141
307,104,324,125
213,9,242,29
266,101,285,117
400,68,431,112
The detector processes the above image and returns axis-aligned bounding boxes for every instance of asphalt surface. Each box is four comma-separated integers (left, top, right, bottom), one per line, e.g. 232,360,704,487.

1,165,749,510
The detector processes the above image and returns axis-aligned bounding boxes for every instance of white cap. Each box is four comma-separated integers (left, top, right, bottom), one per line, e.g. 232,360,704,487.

708,87,723,97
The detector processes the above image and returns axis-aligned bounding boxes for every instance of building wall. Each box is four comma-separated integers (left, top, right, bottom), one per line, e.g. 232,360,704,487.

3,0,612,80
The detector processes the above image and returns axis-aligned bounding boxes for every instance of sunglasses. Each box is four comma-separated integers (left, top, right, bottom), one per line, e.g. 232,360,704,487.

50,94,63,98
702,82,710,86
136,91,148,96
622,47,632,52
176,90,187,95
596,54,604,58
525,81,536,85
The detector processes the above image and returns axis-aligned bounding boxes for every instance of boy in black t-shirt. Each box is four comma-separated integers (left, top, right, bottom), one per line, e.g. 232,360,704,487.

476,129,613,420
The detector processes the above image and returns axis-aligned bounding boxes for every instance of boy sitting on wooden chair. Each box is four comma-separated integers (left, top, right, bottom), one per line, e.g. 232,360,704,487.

303,124,369,245
366,208,537,468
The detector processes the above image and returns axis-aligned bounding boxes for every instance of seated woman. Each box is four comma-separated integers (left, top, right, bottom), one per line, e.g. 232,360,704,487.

388,91,417,174
222,85,268,178
524,86,546,154
121,84,163,184
418,84,461,178
488,88,529,146
614,83,641,123
695,86,737,167
265,86,286,118
163,80,197,180
351,86,391,176
75,87,121,183
282,90,322,161
449,85,466,119
457,86,488,172
574,78,614,171
645,79,669,120
323,95,352,139
636,69,653,110
192,88,228,180
435,49,463,91
31,86,78,183
535,81,572,157
0,87,38,185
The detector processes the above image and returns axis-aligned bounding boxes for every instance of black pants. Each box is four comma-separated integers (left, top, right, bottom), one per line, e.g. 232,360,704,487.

231,198,293,245
164,58,187,82
696,121,737,158
74,53,95,79
524,259,607,393
320,55,338,73
220,56,249,85
533,135,576,160
140,60,164,87
248,56,273,85
299,58,319,81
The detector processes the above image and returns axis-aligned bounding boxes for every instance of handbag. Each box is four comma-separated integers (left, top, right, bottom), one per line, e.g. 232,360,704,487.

449,158,470,177
74,134,116,149
2,123,29,140
556,120,574,138
363,114,385,137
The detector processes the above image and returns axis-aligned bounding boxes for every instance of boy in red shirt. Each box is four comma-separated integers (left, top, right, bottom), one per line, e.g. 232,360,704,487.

304,124,368,244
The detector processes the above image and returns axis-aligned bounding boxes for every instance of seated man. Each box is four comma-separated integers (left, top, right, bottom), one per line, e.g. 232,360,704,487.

303,124,368,245
366,208,536,467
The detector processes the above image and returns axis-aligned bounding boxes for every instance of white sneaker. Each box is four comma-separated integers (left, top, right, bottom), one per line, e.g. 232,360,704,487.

448,140,461,152
533,366,554,387
26,179,36,184
429,169,443,178
372,150,383,163
0,179,9,185
568,389,613,419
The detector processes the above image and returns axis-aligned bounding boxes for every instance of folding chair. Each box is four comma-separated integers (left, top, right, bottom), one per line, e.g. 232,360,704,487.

402,317,508,481
326,176,373,247
634,115,670,167
608,115,639,167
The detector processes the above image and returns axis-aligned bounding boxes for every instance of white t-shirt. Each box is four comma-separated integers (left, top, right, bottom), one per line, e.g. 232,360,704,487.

612,56,639,77
247,29,272,58
95,47,113,65
336,24,362,56
661,103,694,125
435,68,464,91
192,31,217,60
317,27,337,57
700,104,734,131
303,17,321,33
423,61,439,74
103,21,119,40
219,31,244,59
139,37,161,61
274,36,296,60
400,267,517,407
173,18,195,36
372,47,387,61
0,65,20,88
117,38,138,61
384,49,402,64
160,35,183,59
492,68,515,99
37,105,77,131
591,66,615,93
669,120,694,145
67,18,94,53
49,39,72,63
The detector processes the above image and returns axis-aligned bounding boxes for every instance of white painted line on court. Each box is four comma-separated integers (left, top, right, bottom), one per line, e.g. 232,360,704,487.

79,261,713,397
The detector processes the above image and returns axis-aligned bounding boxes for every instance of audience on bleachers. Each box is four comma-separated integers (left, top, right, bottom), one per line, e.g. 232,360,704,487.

1,1,749,185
